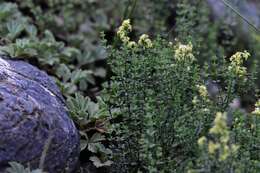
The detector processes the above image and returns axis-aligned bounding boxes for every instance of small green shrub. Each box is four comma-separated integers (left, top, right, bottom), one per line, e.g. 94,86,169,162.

102,20,259,172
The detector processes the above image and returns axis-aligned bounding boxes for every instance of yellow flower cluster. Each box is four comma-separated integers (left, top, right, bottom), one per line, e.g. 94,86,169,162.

138,34,153,48
117,19,132,44
208,141,220,154
252,99,260,116
198,112,239,161
228,51,250,77
197,136,206,146
196,85,208,98
174,43,195,62
127,41,137,49
192,96,199,105
116,19,153,49
209,112,228,136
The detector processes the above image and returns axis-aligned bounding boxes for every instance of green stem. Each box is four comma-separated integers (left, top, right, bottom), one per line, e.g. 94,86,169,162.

123,0,138,20
225,76,235,109
127,0,137,19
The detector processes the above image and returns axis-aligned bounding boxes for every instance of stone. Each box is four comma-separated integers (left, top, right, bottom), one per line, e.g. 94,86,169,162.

207,0,260,32
0,56,80,173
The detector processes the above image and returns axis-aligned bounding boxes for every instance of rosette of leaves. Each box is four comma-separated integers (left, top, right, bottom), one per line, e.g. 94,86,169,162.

67,93,113,170
6,162,44,173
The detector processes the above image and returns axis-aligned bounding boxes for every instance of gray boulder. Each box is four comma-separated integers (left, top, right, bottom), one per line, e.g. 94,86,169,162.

207,0,260,32
0,57,79,173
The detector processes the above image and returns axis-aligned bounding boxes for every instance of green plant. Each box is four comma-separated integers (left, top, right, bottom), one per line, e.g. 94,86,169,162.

67,93,112,169
6,162,44,173
188,108,260,173
102,20,258,172
188,112,240,173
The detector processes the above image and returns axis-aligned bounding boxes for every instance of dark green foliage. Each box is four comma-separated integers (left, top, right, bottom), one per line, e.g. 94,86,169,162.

0,2,96,97
102,19,259,172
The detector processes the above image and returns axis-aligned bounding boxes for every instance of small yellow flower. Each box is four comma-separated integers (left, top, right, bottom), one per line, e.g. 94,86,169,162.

197,85,208,98
201,112,239,162
117,19,132,44
255,100,260,107
138,34,153,48
228,66,247,78
208,141,220,154
192,96,199,105
228,51,250,77
252,99,260,116
220,134,229,144
209,112,228,135
121,36,130,44
230,51,250,66
174,43,195,62
220,145,229,161
117,19,132,33
252,109,260,116
127,41,137,49
198,136,206,146
252,100,260,116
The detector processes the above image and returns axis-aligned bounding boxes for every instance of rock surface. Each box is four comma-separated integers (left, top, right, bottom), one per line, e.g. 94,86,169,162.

0,57,79,173
207,0,260,32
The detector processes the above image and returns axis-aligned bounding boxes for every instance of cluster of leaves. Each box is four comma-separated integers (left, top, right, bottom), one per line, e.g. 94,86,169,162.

6,162,44,173
102,20,259,172
67,94,113,169
13,0,174,61
0,2,99,97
